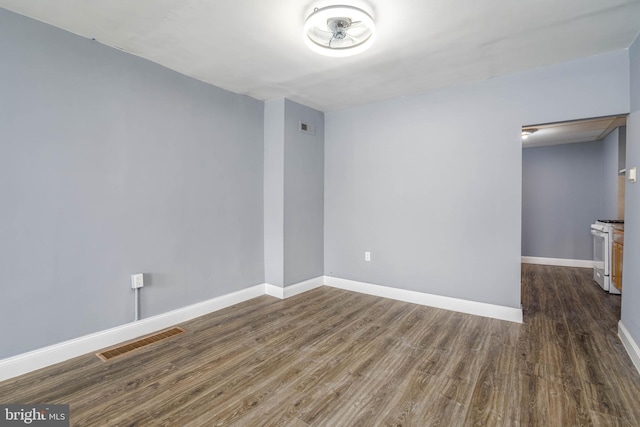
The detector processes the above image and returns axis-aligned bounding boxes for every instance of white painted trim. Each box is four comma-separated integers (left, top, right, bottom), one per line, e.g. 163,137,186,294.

0,274,524,382
265,276,324,299
619,321,640,375
324,276,523,324
283,276,324,298
521,256,594,268
264,283,284,299
0,284,265,383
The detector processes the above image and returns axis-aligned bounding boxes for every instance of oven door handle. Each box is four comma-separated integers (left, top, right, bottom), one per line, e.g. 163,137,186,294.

591,229,607,237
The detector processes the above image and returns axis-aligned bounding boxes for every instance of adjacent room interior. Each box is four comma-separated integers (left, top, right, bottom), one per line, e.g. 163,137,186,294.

1,1,640,425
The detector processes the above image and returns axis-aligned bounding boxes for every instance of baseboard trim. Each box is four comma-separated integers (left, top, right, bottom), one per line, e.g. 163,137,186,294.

0,275,523,382
264,283,284,299
521,256,593,268
284,276,324,298
324,276,523,324
619,321,640,375
0,284,265,383
265,276,324,300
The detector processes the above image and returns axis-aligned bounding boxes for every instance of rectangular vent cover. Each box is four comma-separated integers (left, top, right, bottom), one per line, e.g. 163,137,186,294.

96,327,185,361
299,121,316,135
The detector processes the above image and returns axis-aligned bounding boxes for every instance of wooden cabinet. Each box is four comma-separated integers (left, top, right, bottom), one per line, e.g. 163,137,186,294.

612,230,624,292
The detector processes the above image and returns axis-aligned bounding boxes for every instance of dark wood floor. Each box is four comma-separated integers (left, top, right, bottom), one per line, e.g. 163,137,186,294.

1,264,639,426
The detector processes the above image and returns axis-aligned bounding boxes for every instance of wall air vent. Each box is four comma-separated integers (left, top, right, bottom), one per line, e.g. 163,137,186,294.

299,121,316,135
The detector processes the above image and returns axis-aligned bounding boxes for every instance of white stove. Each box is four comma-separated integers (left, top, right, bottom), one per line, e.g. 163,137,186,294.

590,219,623,294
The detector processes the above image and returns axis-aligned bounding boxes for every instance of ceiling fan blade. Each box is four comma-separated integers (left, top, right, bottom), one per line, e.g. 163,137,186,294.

329,36,355,48
346,26,369,38
311,27,335,37
345,34,364,44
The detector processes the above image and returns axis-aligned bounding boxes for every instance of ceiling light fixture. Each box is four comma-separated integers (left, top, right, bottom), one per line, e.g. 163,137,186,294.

303,5,375,57
521,128,538,140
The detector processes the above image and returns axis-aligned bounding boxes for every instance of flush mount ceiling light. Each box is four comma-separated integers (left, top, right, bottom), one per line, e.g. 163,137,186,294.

521,128,538,139
303,5,375,57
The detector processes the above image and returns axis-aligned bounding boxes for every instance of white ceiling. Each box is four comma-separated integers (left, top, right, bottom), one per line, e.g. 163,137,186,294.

1,0,640,111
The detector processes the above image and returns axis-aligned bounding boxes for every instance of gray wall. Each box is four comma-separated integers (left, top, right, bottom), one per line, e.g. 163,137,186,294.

603,129,621,220
264,99,285,287
325,51,629,309
522,142,604,260
0,9,265,358
263,99,324,288
621,34,640,345
283,100,324,286
619,127,627,172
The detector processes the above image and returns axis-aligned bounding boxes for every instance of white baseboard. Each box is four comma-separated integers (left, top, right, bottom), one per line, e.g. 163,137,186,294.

284,276,324,298
0,274,523,382
619,321,640,375
521,256,594,268
264,283,284,299
0,284,265,383
265,276,324,299
324,276,523,324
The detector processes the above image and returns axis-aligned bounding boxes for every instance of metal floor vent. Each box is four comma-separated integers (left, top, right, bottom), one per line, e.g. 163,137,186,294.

96,327,185,361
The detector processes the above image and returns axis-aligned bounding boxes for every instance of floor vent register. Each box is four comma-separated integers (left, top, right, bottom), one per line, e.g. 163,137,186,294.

96,327,186,361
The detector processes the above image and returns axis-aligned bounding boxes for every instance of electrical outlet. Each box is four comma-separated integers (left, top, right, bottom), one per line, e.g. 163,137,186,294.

131,273,144,289
365,251,371,262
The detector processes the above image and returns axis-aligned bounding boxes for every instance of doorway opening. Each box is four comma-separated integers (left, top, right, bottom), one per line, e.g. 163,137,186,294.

520,114,628,313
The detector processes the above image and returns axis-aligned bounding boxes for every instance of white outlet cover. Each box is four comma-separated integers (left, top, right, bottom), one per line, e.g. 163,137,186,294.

629,167,637,183
365,251,371,262
131,273,144,289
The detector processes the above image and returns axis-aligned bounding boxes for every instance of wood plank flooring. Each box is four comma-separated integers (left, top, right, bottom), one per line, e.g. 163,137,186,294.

1,264,640,426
